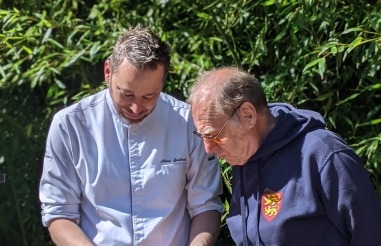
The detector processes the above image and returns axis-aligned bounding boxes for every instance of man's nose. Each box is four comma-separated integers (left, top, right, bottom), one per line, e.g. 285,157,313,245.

130,99,143,114
203,140,219,154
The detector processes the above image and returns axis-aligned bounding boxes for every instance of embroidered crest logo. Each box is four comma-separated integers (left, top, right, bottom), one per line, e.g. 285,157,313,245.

261,190,283,222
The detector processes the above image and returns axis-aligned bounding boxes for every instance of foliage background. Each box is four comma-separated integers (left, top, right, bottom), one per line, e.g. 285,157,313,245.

1,0,380,245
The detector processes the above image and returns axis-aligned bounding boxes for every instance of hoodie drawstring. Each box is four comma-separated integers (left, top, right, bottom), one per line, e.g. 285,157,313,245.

240,166,249,246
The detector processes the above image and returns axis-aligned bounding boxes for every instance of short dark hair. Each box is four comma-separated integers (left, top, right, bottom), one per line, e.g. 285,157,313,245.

109,25,171,77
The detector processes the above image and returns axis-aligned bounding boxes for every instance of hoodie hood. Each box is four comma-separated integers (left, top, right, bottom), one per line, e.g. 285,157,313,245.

251,103,326,161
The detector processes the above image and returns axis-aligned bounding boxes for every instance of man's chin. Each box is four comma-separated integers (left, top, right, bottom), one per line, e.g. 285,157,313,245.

125,117,144,124
121,112,147,124
225,158,247,166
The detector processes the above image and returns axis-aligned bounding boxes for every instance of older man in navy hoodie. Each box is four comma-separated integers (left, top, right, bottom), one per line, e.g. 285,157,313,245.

188,66,381,246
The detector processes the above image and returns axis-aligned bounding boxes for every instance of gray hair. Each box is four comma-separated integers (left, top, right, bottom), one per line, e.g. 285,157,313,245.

188,67,268,116
109,25,171,77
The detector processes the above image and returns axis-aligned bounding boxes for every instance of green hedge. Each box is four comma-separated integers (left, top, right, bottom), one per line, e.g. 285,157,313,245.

1,0,380,245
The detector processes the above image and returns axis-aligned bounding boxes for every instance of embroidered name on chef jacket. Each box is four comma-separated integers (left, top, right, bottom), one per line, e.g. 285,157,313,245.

159,157,187,164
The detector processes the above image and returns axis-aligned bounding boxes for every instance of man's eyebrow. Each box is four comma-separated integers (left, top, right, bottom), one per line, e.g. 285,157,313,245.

117,87,135,95
117,86,132,93
118,86,157,97
200,127,215,136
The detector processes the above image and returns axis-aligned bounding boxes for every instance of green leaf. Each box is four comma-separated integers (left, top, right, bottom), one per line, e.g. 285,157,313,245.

342,27,363,34
336,92,360,106
347,36,363,53
63,49,86,67
47,38,64,49
315,92,332,101
41,28,52,43
22,46,33,55
318,57,326,79
330,46,337,54
263,0,275,6
196,12,210,20
370,84,381,89
350,36,363,47
357,118,381,127
303,58,324,72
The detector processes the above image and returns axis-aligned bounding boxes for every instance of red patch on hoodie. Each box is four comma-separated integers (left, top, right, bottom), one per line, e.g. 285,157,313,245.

261,191,283,222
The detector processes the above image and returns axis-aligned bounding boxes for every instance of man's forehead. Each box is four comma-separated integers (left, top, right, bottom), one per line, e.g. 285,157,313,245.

192,101,214,118
193,107,211,119
192,105,222,131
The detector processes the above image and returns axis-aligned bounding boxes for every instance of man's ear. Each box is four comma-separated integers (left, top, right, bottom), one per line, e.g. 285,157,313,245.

239,102,256,127
104,59,111,85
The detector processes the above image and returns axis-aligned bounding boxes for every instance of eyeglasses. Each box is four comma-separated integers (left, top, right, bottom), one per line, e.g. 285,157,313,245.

193,104,242,144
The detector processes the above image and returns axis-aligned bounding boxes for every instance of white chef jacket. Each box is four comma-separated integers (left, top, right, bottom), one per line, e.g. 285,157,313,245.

39,89,223,245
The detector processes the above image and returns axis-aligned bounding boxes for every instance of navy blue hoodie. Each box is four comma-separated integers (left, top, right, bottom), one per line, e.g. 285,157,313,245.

226,103,381,246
